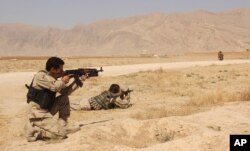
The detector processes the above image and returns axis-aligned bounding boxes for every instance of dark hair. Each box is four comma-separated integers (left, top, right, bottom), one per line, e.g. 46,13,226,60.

109,84,120,94
45,57,64,71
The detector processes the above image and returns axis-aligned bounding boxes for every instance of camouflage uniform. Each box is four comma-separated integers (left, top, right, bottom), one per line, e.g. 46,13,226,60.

72,90,131,110
25,70,79,141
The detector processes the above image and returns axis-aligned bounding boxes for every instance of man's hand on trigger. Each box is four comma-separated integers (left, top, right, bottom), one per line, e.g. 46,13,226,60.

80,73,88,81
62,74,72,84
121,94,130,100
124,95,129,100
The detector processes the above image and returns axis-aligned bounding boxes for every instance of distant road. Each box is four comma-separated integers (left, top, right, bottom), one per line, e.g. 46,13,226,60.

0,59,250,85
100,59,250,76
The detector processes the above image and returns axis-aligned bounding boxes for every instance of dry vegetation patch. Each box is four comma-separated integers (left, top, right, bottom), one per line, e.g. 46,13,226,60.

0,115,10,146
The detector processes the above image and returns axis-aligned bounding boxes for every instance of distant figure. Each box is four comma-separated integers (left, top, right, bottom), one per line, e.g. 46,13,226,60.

218,51,224,61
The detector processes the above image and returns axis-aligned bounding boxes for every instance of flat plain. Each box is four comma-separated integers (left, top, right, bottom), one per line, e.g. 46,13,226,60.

0,52,249,151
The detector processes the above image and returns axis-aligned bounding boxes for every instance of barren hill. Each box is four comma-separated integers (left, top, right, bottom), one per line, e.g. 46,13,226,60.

0,8,250,56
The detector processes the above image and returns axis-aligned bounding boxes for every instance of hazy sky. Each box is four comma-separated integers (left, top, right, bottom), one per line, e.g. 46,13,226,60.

0,0,250,28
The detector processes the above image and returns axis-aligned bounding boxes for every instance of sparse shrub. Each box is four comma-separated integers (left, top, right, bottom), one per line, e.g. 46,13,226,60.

239,88,250,101
186,74,192,77
207,125,221,131
199,76,204,79
155,130,175,143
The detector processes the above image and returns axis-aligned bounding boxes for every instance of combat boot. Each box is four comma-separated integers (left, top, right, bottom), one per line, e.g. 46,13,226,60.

25,122,40,142
70,103,81,111
58,118,80,134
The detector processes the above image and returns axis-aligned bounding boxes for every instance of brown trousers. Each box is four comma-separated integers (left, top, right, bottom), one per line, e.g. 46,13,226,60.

49,94,70,121
25,94,70,141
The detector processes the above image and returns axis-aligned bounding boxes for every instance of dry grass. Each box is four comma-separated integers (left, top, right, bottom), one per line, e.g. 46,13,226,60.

130,106,202,120
122,64,250,120
0,115,10,146
188,89,226,106
239,88,250,101
187,89,248,107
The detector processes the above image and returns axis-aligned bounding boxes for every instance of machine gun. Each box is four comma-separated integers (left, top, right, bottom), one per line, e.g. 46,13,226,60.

64,67,103,87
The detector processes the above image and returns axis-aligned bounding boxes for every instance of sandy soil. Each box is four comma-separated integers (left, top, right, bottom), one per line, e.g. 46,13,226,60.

0,59,250,151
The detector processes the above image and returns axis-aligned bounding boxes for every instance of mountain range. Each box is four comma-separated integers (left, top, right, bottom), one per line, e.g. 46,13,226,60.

0,8,250,56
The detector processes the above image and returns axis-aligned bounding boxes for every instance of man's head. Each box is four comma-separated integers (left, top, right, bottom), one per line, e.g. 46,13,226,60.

109,84,121,95
46,57,64,78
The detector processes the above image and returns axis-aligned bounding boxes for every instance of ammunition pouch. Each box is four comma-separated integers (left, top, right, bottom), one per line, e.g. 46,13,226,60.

27,87,56,110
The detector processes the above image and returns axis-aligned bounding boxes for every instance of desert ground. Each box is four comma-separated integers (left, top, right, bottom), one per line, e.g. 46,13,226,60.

0,53,250,151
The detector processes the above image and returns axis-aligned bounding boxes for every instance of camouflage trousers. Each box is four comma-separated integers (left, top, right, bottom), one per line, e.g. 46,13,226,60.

71,98,91,111
25,95,70,142
70,98,102,111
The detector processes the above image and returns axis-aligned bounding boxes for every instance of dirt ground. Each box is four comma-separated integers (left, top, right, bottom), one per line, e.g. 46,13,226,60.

0,56,250,151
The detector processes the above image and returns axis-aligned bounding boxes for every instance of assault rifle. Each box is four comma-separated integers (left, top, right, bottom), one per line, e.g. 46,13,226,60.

120,88,133,99
64,67,103,87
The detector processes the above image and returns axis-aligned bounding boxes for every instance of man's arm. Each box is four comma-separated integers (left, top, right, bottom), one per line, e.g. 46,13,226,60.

114,95,131,109
33,71,66,92
60,74,88,95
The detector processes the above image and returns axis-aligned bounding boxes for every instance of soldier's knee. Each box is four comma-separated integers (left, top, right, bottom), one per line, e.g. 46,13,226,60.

24,122,43,142
58,95,69,103
24,122,36,142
